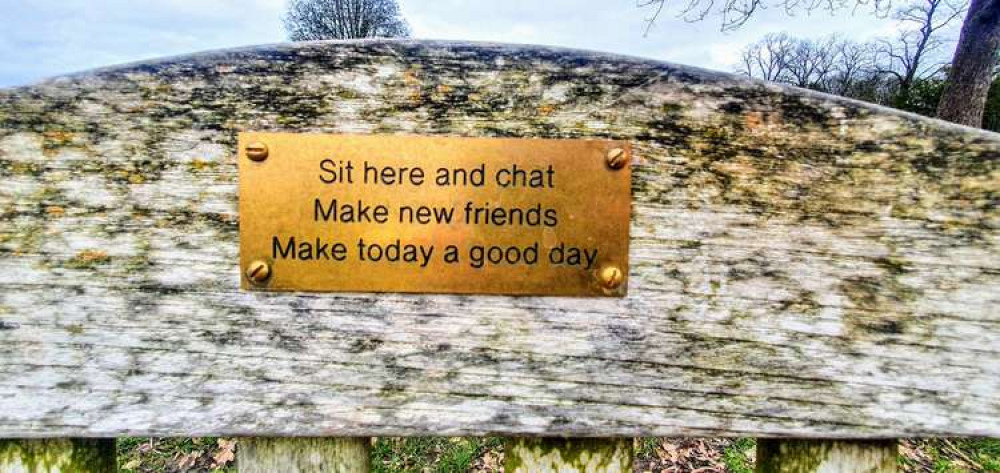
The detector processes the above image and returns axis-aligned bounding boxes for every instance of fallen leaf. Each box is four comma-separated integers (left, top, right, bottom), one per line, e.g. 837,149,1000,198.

174,451,201,471
213,438,237,467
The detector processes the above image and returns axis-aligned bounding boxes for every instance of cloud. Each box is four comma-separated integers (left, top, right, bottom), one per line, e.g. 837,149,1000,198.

0,0,286,86
402,0,909,69
0,0,957,87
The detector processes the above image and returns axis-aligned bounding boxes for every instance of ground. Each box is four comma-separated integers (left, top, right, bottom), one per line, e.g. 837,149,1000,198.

116,437,1000,472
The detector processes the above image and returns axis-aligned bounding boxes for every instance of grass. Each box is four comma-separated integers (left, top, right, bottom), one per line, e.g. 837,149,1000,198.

721,438,756,473
114,436,1000,472
116,438,235,473
371,437,503,473
969,438,1000,471
634,437,754,472
635,437,661,458
900,438,1000,472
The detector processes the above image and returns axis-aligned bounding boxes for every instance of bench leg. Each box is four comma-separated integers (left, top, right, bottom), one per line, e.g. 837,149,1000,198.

0,439,116,473
237,437,369,473
504,437,632,472
756,439,898,472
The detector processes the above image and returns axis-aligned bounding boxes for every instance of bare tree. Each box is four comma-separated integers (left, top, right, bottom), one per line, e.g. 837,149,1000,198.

638,0,892,33
284,0,410,41
739,34,858,90
739,33,794,80
784,36,839,88
737,30,944,107
640,0,999,127
848,69,901,104
827,40,875,95
875,0,966,97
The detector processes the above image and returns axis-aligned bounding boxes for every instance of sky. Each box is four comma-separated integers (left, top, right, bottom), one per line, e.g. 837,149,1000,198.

0,0,957,87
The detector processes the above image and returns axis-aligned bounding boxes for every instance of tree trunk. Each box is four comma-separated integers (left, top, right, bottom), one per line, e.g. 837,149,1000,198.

937,0,1000,127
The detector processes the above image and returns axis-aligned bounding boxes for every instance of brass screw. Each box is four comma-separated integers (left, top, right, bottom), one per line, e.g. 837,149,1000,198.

606,148,627,170
598,265,625,290
246,142,269,161
245,260,271,284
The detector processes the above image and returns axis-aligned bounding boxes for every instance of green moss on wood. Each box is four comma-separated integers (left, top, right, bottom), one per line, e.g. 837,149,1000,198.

0,439,116,472
756,439,897,473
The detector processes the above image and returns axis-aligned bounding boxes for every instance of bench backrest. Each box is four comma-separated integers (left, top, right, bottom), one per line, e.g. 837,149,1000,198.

1,40,998,438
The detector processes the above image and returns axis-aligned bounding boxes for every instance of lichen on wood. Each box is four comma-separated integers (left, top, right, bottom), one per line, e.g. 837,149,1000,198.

756,439,898,473
505,438,633,472
237,437,369,473
0,40,998,437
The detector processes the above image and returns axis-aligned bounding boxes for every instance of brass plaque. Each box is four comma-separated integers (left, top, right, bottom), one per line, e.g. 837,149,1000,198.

238,133,631,296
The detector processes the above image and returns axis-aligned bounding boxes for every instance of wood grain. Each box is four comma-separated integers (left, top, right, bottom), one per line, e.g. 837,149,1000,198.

237,438,369,473
0,40,998,437
756,439,898,472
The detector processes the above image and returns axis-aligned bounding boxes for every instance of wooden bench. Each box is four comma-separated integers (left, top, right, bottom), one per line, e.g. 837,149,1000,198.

1,40,997,472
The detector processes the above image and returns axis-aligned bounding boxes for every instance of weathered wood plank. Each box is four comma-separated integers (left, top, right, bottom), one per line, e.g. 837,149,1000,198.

505,438,632,472
237,437,369,473
0,40,998,437
756,439,898,472
0,439,115,472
